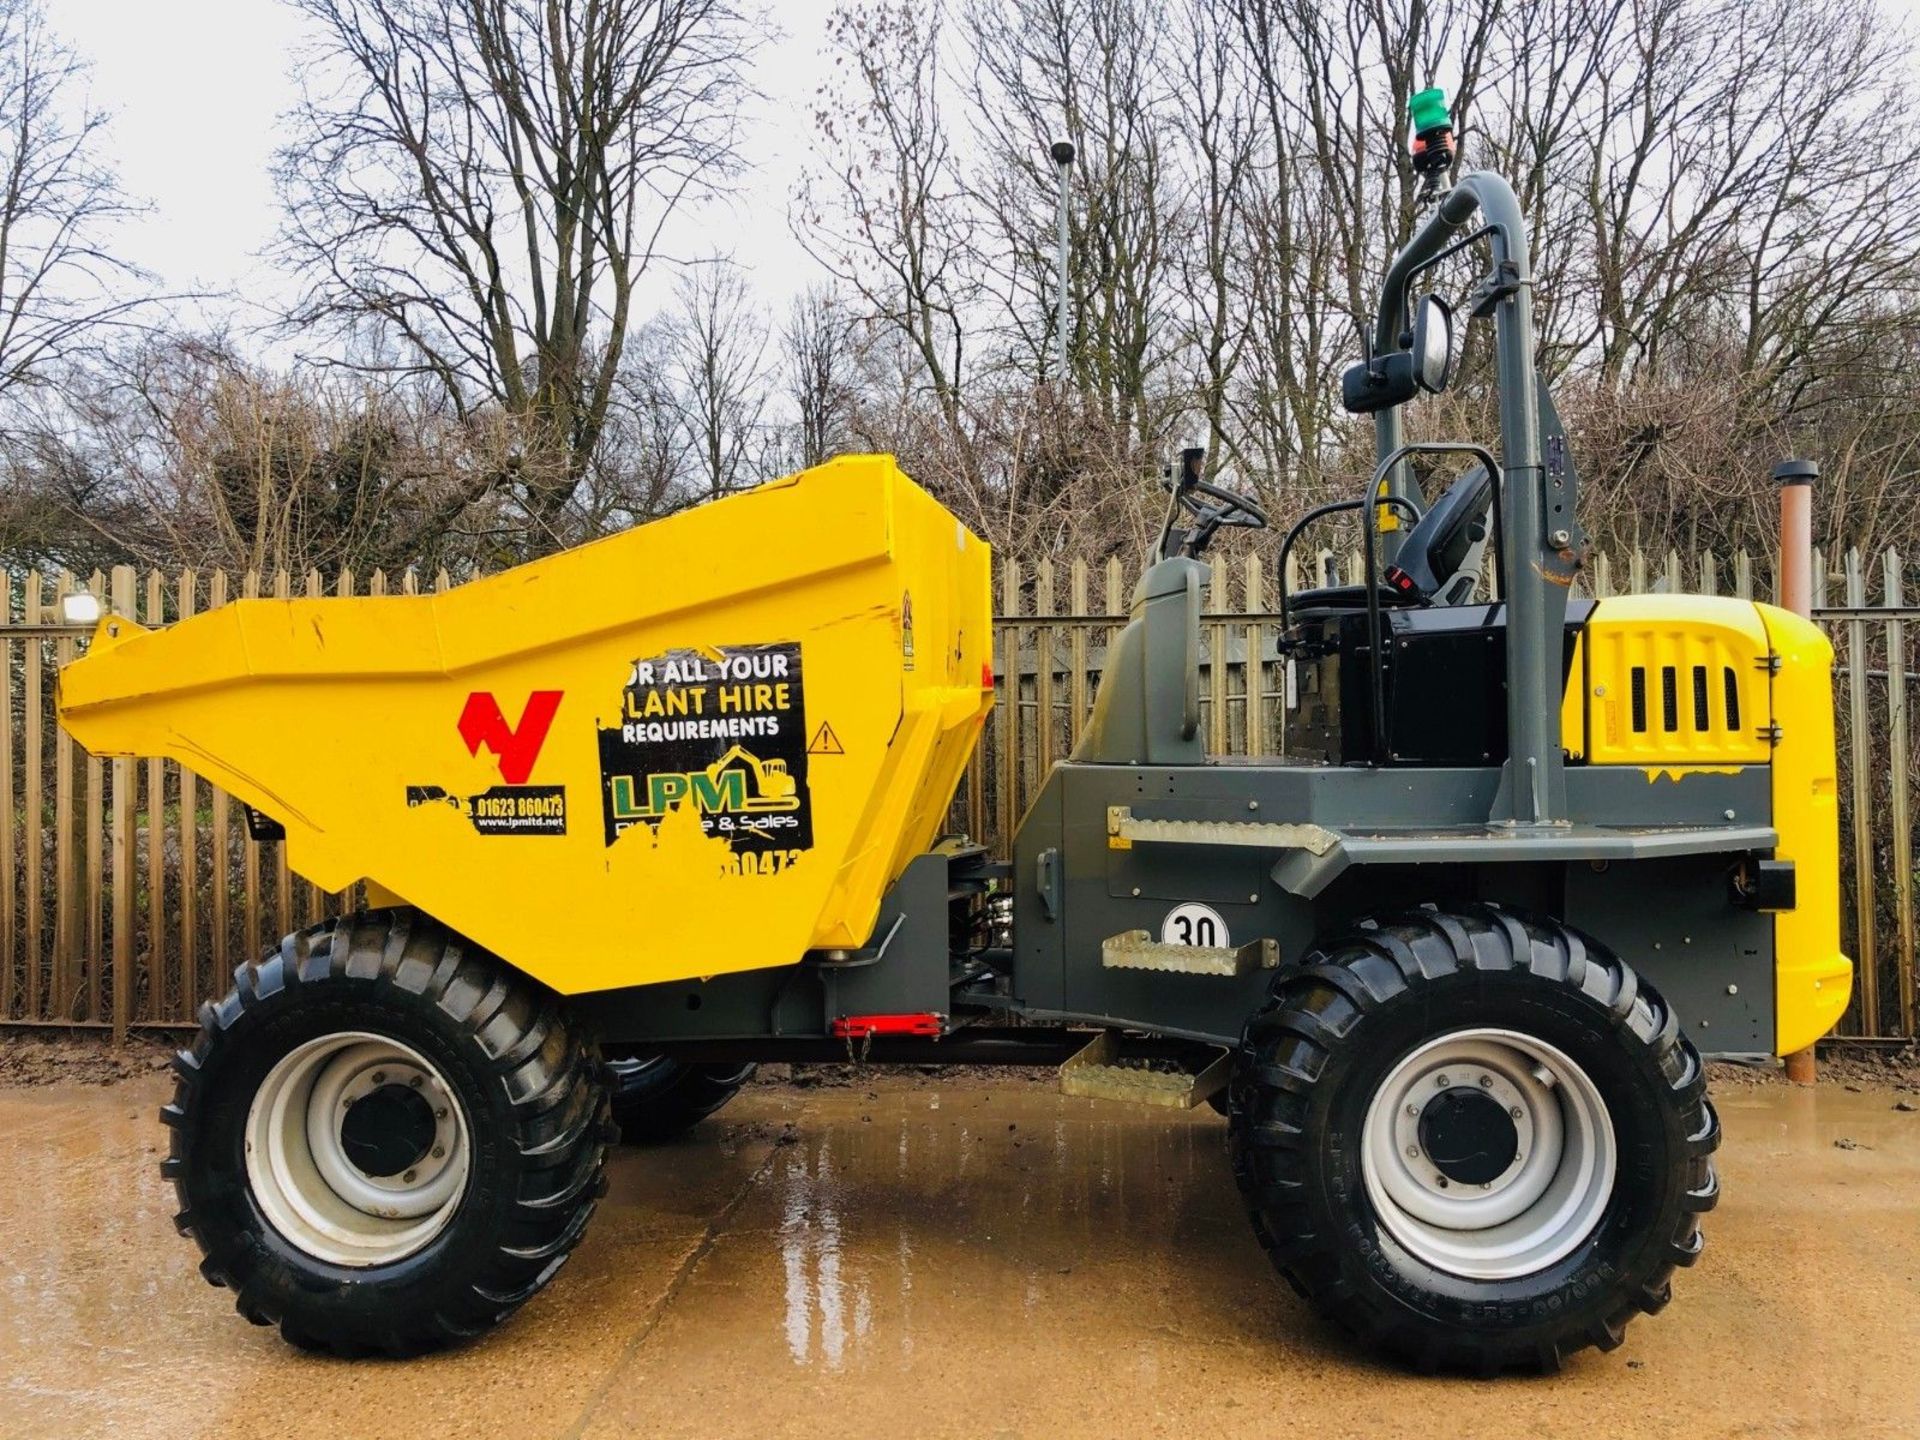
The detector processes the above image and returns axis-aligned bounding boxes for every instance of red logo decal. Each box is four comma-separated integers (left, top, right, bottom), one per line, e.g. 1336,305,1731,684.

458,691,563,784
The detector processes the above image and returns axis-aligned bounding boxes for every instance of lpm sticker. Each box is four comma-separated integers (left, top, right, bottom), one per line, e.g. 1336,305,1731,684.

597,643,812,852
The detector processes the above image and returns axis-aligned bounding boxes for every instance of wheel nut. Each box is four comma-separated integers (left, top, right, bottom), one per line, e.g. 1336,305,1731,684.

372,1071,386,1085
410,1076,423,1089
1510,1106,1523,1119
1406,1145,1420,1158
431,1146,445,1160
1478,1075,1493,1088
1435,1176,1449,1188
1405,1103,1419,1117
1435,1074,1450,1087
435,1106,449,1120
402,1169,417,1183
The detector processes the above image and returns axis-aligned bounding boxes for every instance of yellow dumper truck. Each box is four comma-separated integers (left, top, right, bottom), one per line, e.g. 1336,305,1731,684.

58,145,1846,1371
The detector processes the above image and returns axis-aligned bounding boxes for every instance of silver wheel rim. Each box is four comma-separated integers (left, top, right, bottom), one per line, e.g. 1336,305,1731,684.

1360,1027,1616,1280
244,1031,470,1267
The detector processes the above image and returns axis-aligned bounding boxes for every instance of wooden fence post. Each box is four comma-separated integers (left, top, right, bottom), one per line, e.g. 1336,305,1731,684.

24,572,44,1021
51,571,76,1020
994,560,1019,855
1034,558,1056,777
109,567,137,1039
208,571,231,998
1244,554,1266,758
84,571,104,1021
0,573,14,1017
1208,557,1229,754
240,570,261,958
1068,560,1089,748
178,570,200,1019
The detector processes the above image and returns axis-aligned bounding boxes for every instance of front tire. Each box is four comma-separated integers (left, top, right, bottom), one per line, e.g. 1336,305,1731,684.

163,910,610,1356
1229,904,1719,1372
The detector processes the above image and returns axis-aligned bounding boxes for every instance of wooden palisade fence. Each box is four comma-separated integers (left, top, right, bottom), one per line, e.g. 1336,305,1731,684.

4,549,1915,1039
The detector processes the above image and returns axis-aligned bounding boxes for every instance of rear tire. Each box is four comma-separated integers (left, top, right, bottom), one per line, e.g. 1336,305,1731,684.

608,1057,755,1142
163,909,610,1356
1229,903,1718,1373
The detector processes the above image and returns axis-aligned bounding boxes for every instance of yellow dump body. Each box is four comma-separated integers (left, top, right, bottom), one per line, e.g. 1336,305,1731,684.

57,456,995,994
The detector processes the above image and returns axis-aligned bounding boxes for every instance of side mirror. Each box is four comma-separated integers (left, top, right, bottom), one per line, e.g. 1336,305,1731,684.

1340,351,1418,415
1412,292,1454,393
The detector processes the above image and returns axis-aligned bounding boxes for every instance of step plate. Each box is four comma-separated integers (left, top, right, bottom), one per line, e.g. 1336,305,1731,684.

1100,929,1278,976
1057,1031,1231,1109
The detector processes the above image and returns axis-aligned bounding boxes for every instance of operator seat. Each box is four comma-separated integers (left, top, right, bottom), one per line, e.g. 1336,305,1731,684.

1287,464,1493,619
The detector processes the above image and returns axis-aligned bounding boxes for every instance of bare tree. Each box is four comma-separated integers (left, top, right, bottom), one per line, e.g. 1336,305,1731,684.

965,0,1180,442
664,264,769,497
576,319,693,529
275,0,756,530
799,1,980,427
1170,0,1255,471
782,284,854,467
0,0,143,402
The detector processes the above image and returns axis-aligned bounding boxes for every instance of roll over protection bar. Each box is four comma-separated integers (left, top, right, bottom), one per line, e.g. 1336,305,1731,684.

1367,172,1564,824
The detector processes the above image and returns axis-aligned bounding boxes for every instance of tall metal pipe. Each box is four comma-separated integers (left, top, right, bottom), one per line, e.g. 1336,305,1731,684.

1775,459,1817,618
1774,456,1820,1085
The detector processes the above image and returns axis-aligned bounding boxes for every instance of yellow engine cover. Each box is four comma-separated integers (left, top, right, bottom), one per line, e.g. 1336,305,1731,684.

57,456,995,994
1561,593,1851,1054
1563,594,1773,767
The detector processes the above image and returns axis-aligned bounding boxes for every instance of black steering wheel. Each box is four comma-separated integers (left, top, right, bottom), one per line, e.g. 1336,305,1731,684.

1162,450,1268,558
1185,476,1268,530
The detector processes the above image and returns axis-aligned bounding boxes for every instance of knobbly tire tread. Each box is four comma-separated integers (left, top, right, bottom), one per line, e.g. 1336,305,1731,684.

609,1059,756,1142
163,908,611,1356
1228,902,1719,1374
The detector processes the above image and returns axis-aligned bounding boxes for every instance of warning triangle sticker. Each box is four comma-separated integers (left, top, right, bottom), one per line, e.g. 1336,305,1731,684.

807,722,845,755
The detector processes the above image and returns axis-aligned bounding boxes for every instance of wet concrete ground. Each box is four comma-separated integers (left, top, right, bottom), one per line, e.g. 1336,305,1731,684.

1,1067,1916,1440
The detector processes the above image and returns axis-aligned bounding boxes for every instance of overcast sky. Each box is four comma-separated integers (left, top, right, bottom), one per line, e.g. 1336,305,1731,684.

45,0,1920,351
49,0,844,340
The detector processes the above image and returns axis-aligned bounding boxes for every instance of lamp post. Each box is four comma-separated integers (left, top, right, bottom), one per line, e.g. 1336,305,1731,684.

1050,139,1074,386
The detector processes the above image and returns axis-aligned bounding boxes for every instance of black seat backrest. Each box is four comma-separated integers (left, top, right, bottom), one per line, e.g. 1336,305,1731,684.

1385,464,1492,604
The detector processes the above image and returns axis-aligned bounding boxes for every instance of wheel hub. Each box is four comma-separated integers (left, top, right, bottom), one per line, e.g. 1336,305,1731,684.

1361,1028,1617,1281
340,1082,439,1179
1418,1086,1519,1186
245,1032,470,1267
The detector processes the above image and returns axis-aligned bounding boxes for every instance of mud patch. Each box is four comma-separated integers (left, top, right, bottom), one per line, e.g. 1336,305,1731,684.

0,1030,177,1087
1813,1041,1920,1092
1706,1047,1920,1094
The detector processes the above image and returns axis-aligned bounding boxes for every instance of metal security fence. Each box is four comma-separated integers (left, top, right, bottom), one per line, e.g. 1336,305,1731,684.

4,548,1915,1038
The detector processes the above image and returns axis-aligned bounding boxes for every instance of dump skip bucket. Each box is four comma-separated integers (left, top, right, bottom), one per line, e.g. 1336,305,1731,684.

58,455,994,993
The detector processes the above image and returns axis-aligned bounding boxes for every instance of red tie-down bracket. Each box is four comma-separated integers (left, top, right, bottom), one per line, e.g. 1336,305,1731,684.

829,1012,947,1039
